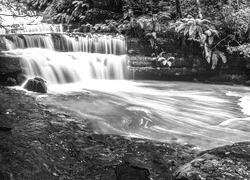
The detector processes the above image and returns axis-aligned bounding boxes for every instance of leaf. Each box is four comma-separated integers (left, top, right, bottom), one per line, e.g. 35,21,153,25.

175,23,185,33
208,36,214,45
158,57,166,62
204,45,212,63
152,32,157,39
184,26,189,36
189,24,197,38
162,60,168,65
212,53,219,69
196,26,203,34
200,34,207,44
218,51,227,63
167,61,172,67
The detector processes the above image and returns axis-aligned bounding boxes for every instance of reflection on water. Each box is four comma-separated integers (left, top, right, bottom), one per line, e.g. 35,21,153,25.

45,80,250,150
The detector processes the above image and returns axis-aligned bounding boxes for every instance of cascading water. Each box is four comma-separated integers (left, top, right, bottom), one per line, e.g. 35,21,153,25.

0,23,127,86
1,34,126,55
13,48,127,85
0,24,63,35
15,24,63,34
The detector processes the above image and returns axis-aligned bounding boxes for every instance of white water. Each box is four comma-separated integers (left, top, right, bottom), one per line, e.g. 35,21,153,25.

46,81,250,150
57,34,126,54
0,24,62,35
15,24,63,34
1,34,126,54
5,48,127,85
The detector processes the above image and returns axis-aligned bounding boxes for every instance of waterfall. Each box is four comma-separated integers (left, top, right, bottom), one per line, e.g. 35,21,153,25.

5,48,127,85
15,24,63,34
0,24,63,34
0,23,127,86
1,34,126,55
4,35,55,49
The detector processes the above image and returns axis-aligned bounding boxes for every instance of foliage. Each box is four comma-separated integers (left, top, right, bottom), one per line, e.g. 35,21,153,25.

22,0,52,11
172,16,227,69
228,44,250,57
222,5,250,41
0,0,29,15
42,0,90,23
0,0,39,27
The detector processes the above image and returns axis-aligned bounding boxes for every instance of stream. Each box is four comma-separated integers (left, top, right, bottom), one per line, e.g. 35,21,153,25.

40,80,250,150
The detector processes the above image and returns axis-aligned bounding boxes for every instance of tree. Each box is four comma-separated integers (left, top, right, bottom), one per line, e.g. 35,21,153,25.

175,0,182,18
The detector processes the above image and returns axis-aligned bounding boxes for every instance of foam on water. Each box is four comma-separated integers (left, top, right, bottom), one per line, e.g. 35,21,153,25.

239,96,250,116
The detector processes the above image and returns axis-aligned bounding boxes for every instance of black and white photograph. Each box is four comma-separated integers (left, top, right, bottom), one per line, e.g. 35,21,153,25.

0,0,250,179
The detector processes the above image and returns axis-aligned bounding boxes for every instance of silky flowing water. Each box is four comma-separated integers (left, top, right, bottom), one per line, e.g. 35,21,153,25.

44,80,250,150
1,24,250,150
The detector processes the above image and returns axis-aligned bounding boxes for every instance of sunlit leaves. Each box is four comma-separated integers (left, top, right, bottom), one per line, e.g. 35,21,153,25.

228,44,250,58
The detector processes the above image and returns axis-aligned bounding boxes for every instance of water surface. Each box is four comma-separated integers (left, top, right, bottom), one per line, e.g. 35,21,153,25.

43,80,250,150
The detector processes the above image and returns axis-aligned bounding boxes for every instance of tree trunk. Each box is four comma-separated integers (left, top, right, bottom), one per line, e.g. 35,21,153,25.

196,0,203,19
175,0,182,18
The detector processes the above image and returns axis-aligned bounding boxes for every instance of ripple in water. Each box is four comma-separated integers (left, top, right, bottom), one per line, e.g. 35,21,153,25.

43,81,250,150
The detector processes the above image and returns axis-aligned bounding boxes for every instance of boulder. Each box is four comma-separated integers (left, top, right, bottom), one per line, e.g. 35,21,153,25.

24,77,47,93
174,142,250,180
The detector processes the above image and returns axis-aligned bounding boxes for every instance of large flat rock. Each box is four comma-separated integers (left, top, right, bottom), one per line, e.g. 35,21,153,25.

174,142,250,180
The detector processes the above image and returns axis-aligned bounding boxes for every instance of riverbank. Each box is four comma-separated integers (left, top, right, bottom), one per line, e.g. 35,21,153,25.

1,86,250,179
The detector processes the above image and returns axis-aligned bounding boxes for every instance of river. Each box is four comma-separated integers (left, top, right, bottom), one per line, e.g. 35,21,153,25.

37,80,250,150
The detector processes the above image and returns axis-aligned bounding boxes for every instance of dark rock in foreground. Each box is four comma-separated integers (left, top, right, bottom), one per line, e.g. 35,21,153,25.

24,77,47,93
174,142,250,180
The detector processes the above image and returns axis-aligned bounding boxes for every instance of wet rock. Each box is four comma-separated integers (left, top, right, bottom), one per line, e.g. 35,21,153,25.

16,73,27,85
0,127,12,132
245,80,250,86
24,77,47,93
115,162,150,180
6,77,17,86
174,142,250,180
